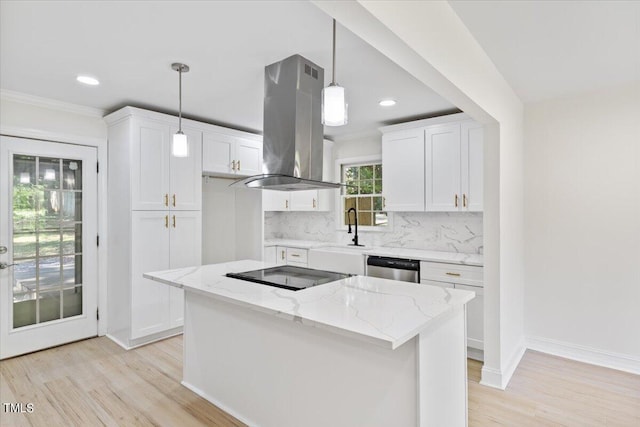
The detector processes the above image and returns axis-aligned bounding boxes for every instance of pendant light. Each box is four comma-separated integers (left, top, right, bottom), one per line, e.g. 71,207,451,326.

171,62,190,157
322,19,348,127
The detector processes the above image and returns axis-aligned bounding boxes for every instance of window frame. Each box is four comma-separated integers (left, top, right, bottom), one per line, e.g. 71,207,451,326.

334,155,392,232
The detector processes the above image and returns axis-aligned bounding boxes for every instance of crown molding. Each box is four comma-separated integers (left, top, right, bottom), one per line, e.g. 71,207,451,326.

0,89,106,118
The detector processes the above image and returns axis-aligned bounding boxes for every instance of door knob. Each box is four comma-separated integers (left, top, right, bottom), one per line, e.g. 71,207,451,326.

0,262,16,269
0,246,7,254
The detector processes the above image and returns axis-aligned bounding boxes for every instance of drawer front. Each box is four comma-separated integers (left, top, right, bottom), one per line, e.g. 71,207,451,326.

420,261,483,286
286,247,308,264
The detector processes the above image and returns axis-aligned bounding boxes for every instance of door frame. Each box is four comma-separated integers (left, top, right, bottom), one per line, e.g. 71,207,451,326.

0,126,108,337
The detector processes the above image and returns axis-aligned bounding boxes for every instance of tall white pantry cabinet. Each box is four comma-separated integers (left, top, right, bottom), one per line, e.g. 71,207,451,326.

105,107,202,349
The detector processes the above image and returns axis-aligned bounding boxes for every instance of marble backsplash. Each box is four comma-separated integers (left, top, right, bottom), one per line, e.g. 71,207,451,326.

265,211,483,254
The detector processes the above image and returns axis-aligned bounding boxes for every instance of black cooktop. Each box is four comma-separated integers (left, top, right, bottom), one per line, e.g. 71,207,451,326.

226,265,352,291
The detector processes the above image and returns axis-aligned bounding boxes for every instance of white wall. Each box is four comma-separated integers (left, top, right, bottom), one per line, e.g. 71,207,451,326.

313,0,525,388
202,176,263,264
0,93,107,142
524,82,640,371
333,133,381,159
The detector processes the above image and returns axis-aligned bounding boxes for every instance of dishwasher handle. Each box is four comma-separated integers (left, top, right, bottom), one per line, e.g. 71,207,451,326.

366,256,420,271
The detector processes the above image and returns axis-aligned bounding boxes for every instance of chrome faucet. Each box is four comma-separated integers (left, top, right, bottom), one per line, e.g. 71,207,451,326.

347,207,364,246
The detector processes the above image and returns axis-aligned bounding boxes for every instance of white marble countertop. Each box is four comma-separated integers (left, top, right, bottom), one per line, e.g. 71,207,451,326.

263,239,329,249
144,260,475,350
265,239,483,266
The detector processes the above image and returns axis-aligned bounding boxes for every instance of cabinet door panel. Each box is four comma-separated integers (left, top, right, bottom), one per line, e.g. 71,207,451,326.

169,211,202,328
455,284,484,350
130,212,170,339
382,129,425,211
426,124,461,211
461,123,484,212
289,190,318,211
275,246,287,265
235,138,263,176
203,132,234,174
263,190,290,211
170,126,202,211
132,120,171,210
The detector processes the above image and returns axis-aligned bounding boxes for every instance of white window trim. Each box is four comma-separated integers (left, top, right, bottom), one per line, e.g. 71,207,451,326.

334,155,392,232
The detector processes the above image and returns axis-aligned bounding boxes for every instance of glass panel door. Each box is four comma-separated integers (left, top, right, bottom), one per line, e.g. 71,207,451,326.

1,136,97,359
12,155,84,328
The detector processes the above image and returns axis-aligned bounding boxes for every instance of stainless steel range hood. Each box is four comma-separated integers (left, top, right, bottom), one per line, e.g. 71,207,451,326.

233,55,341,191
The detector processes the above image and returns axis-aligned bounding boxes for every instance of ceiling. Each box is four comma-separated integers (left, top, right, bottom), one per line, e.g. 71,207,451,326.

449,0,640,103
0,1,457,140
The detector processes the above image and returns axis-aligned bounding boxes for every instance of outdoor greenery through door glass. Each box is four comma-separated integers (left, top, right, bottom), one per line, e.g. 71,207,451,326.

12,155,83,328
342,163,387,227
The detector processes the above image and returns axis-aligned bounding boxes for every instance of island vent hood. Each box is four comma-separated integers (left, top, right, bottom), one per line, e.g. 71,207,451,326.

232,54,341,191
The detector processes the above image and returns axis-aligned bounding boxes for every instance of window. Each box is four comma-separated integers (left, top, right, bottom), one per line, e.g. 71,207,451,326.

342,162,387,227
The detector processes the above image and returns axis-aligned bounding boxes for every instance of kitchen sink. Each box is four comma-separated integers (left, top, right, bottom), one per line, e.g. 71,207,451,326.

308,246,370,275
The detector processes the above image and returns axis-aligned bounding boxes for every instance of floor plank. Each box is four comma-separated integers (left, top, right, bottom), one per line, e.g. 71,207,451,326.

1,336,638,426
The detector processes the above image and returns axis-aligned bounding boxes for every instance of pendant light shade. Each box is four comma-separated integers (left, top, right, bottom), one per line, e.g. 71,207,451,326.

322,19,348,127
322,84,347,126
172,131,188,157
171,62,190,157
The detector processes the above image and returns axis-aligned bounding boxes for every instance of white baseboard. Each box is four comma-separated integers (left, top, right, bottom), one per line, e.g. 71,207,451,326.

106,334,132,350
106,329,183,351
526,335,640,375
480,339,526,390
181,381,258,427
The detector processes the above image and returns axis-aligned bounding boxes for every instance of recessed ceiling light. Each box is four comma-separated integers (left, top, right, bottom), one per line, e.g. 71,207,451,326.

77,75,100,86
379,99,396,107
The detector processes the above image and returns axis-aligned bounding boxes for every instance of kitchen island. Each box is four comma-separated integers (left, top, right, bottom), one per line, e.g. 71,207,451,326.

144,260,475,427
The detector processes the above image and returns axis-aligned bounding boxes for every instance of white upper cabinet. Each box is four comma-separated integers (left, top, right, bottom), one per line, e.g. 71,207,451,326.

425,124,462,211
382,128,425,211
202,131,262,177
262,140,334,212
170,126,203,211
131,119,171,211
289,190,319,211
461,122,484,212
235,138,263,176
380,114,484,212
130,118,202,211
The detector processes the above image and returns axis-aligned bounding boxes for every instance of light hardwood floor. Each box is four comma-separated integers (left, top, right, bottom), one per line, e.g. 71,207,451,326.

1,336,638,426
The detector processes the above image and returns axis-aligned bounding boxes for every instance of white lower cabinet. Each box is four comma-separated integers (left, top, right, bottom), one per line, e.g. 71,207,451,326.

420,261,484,357
266,246,309,267
130,211,202,340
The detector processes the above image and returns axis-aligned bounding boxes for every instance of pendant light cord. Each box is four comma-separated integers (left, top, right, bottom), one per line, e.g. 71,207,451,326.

178,66,183,132
332,19,336,85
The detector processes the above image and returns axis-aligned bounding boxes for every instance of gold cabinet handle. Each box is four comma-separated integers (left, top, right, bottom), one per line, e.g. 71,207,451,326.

281,250,285,260
463,194,467,208
291,253,300,258
165,215,169,228
455,194,459,208
446,272,461,277
164,194,169,207
172,194,176,207
285,200,289,209
237,160,240,171
312,198,316,209
232,160,236,171
172,215,176,228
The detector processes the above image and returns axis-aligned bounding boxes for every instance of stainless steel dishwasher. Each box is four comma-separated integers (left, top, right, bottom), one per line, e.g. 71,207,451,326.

365,256,420,283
